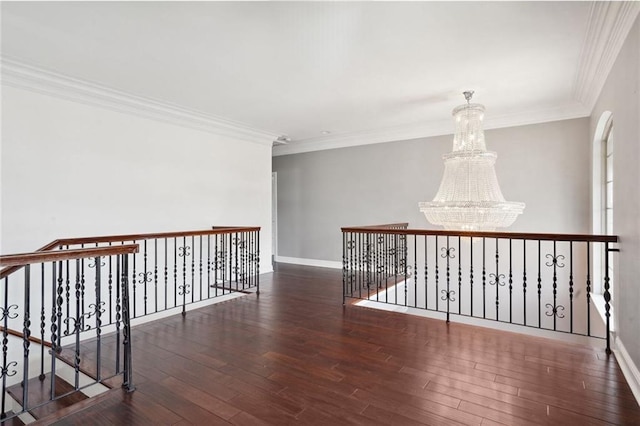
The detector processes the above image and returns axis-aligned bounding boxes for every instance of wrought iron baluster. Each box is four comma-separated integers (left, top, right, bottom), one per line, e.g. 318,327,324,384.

65,254,70,335
180,237,189,316
482,238,486,319
256,231,260,295
424,235,428,309
382,233,388,303
207,235,211,299
121,254,135,392
552,241,558,331
509,239,513,323
435,236,439,311
2,276,18,419
243,232,248,289
164,238,169,310
357,233,362,300
81,245,86,319
342,232,347,304
569,242,574,333
402,234,408,305
94,257,103,380
544,248,566,328
132,240,137,318
488,241,505,322
214,235,219,297
233,233,238,291
495,239,499,320
191,235,195,303
586,242,591,337
143,240,148,315
364,232,369,299
537,241,542,328
22,265,31,411
604,242,611,354
174,238,178,309
108,244,113,325
458,236,462,315
414,235,417,308
199,236,203,301
39,263,46,380
154,239,158,314
523,241,527,326
73,259,82,389
470,237,474,317
440,236,456,322
115,256,121,373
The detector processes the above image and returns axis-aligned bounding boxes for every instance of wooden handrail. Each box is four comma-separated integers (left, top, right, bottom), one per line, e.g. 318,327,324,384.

356,223,409,229
0,326,53,348
0,226,260,279
0,244,139,271
341,225,619,243
54,227,261,246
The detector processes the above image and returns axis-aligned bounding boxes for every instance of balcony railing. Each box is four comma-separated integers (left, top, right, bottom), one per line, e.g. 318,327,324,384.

0,226,260,423
342,224,618,352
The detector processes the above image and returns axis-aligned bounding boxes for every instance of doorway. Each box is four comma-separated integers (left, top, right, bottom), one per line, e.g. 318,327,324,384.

272,172,277,266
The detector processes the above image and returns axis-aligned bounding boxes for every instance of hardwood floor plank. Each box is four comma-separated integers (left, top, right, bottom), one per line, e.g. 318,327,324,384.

159,376,241,420
457,401,540,426
37,264,639,425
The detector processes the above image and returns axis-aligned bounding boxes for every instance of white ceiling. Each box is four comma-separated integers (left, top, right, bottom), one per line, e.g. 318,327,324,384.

1,2,637,153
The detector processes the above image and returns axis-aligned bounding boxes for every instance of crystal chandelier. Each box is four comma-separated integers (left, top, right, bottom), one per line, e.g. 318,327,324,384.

419,91,525,231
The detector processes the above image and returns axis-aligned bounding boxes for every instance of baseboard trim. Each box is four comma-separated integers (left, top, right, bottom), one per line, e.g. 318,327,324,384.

275,256,342,270
614,338,640,405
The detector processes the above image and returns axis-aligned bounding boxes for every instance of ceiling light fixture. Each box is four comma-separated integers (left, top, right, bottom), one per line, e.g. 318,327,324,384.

419,91,525,231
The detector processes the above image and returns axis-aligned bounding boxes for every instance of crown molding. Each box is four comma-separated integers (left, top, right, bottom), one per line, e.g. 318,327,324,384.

0,57,279,146
573,1,640,112
272,102,590,157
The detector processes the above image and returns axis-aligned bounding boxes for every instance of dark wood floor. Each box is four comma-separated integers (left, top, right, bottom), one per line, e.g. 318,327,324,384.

34,263,640,425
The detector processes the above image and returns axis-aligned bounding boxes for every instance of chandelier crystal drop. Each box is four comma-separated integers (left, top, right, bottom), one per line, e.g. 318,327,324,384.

419,91,525,231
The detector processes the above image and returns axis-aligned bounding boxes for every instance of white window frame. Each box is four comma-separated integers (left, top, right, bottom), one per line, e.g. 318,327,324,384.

591,111,615,328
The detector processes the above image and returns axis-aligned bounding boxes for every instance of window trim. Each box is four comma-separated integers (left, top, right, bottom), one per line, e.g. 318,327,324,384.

591,111,614,329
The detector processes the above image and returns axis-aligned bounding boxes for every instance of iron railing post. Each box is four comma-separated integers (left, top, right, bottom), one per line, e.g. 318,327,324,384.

22,265,31,411
121,254,135,392
604,245,620,355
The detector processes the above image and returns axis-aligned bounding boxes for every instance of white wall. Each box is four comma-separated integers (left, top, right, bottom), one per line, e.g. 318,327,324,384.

590,14,640,388
1,85,273,273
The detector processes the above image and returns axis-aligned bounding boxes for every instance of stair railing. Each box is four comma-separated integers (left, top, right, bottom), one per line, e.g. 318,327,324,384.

342,224,618,353
0,244,138,421
0,226,261,422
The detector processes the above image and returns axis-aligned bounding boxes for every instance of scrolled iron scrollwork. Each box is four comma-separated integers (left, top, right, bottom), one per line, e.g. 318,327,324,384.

441,289,456,302
138,271,153,284
0,361,18,379
233,238,247,249
441,247,456,259
545,254,565,268
87,302,106,319
88,256,106,268
1,305,19,321
489,273,506,287
63,314,93,336
178,246,191,257
178,284,191,296
545,303,565,318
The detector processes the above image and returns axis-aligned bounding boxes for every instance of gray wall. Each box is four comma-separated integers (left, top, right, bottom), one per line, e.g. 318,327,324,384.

590,15,640,375
273,117,591,262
